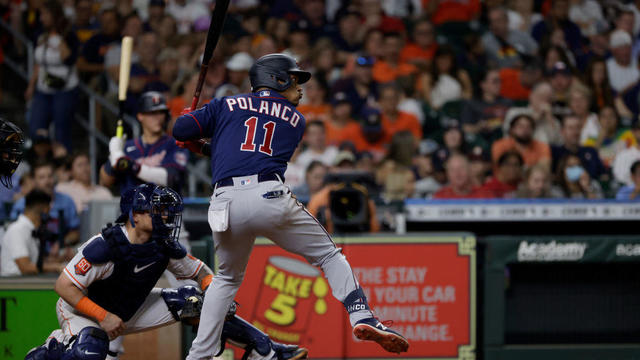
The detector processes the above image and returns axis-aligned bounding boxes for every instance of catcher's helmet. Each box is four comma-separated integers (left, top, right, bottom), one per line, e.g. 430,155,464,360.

0,118,24,188
130,183,183,245
249,53,311,92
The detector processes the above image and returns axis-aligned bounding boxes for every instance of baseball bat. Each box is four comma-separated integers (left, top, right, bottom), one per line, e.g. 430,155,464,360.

117,36,134,138
190,0,231,111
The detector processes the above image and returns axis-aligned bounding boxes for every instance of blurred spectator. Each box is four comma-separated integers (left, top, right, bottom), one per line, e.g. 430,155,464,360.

551,114,606,180
324,92,362,147
19,0,45,44
220,52,254,95
480,150,523,198
426,0,481,25
418,45,472,109
291,160,328,200
482,7,538,69
432,122,468,172
350,107,387,160
506,0,541,33
71,0,99,46
613,122,640,186
307,150,380,233
103,13,144,96
492,113,551,169
505,84,563,145
0,190,64,276
295,121,339,170
25,0,79,152
531,0,584,56
549,61,574,118
585,106,636,168
568,0,604,38
400,18,437,69
379,83,422,142
129,31,161,97
332,9,364,54
469,145,492,187
76,7,119,76
556,153,603,199
433,154,485,198
606,29,638,93
156,14,178,48
168,71,199,119
541,45,574,75
144,47,180,96
10,160,80,246
616,160,640,200
310,39,342,85
498,58,543,102
376,131,416,201
413,140,441,198
265,17,290,52
145,0,166,33
167,0,208,34
55,153,113,214
297,77,331,122
516,163,563,198
53,155,71,184
372,32,417,83
568,85,599,144
363,28,385,59
283,20,312,64
585,57,614,111
360,0,406,33
461,69,512,143
331,55,379,117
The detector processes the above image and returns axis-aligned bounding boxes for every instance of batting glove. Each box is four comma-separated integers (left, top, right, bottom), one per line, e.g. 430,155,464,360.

108,135,126,167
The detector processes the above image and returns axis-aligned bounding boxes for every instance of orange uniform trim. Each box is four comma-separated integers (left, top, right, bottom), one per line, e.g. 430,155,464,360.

76,296,107,322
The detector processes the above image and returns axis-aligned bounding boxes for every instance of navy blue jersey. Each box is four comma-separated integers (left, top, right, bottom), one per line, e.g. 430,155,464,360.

104,134,189,195
173,91,306,184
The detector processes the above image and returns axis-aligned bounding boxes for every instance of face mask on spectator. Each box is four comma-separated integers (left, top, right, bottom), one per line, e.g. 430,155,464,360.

565,165,584,182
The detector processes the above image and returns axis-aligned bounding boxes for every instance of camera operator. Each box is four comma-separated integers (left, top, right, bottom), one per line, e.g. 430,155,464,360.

0,190,65,276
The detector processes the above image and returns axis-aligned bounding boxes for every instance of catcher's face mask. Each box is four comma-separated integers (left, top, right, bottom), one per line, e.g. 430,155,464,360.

150,186,184,245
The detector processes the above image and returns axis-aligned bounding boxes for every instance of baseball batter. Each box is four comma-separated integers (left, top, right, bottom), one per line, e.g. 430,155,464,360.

173,53,409,359
100,91,189,195
25,184,308,360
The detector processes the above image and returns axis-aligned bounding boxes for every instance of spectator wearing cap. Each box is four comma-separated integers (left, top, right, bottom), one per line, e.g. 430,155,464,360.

376,131,416,201
492,112,551,170
350,107,387,160
482,7,538,69
613,122,640,186
412,140,441,198
461,69,512,143
468,145,491,187
400,18,438,69
379,84,422,142
616,160,640,200
479,150,523,198
324,91,363,147
167,0,208,35
295,121,339,171
372,32,418,84
504,84,563,146
331,56,379,118
144,47,180,96
548,61,574,119
297,77,331,122
76,7,120,76
585,106,636,168
433,154,485,199
417,45,472,109
551,114,606,181
606,29,639,93
531,0,584,56
55,153,113,214
222,52,254,94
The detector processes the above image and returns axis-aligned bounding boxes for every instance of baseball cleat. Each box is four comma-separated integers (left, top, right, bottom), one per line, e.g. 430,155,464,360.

353,318,409,354
272,342,309,359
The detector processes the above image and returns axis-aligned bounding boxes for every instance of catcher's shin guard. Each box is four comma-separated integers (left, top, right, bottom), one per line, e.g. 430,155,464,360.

217,315,272,358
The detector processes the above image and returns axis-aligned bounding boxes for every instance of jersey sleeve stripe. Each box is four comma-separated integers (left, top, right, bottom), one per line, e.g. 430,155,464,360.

63,267,87,289
176,260,203,280
187,113,203,135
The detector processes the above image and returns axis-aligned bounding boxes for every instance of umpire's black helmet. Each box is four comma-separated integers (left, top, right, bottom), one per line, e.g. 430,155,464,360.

138,91,169,114
249,53,311,92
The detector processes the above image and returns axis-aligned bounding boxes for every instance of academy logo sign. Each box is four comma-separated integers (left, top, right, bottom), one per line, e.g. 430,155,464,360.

616,244,640,257
517,241,587,262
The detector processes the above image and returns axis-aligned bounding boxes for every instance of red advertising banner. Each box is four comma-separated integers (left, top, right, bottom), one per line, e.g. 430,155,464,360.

233,235,476,359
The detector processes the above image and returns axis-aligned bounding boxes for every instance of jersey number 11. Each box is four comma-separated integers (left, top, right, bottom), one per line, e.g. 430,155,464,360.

240,116,275,156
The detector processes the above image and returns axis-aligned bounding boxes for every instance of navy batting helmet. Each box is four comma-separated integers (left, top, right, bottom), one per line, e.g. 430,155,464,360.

249,53,311,92
138,91,169,114
0,118,24,188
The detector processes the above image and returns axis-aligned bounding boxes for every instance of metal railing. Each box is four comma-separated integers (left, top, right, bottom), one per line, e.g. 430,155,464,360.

0,19,211,196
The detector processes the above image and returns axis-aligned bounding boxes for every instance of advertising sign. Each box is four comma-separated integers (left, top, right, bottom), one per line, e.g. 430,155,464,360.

234,235,476,359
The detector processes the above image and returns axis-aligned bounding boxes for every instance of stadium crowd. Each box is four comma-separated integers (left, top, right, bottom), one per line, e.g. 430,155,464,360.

2,0,640,227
